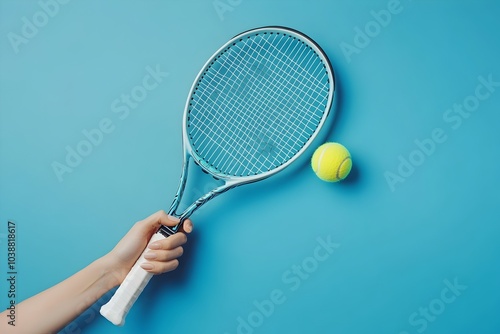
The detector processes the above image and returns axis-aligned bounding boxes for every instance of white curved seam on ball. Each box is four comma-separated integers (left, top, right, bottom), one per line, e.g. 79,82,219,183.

317,145,329,174
336,157,350,180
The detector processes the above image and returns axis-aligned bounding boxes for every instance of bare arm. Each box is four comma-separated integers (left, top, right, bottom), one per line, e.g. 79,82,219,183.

0,211,193,334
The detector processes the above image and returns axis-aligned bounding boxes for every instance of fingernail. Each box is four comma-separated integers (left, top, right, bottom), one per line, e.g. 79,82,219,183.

168,215,181,223
144,252,157,260
185,224,193,233
141,263,153,270
149,242,160,249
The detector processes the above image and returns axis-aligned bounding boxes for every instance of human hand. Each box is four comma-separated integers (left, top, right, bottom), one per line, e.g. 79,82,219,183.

106,210,193,285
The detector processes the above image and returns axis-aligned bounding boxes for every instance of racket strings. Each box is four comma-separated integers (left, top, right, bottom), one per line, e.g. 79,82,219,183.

191,47,272,173
191,39,324,175
239,36,324,135
260,34,329,94
198,35,326,139
188,31,331,176
204,36,313,171
193,35,326,170
190,43,285,173
192,34,325,157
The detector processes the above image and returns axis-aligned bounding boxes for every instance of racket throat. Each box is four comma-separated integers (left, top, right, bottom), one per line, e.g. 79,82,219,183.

159,225,177,237
162,154,235,236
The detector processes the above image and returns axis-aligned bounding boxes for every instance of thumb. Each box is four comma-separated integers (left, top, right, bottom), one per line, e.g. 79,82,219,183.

138,210,180,234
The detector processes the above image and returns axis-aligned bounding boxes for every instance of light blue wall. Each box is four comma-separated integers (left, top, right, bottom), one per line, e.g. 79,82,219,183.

1,1,499,333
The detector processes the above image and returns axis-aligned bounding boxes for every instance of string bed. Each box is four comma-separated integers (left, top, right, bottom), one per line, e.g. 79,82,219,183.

188,31,331,176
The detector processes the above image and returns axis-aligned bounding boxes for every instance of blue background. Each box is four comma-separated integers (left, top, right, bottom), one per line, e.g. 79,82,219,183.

1,1,500,333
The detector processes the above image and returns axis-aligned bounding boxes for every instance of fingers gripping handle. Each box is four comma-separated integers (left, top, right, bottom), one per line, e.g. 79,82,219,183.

100,232,164,326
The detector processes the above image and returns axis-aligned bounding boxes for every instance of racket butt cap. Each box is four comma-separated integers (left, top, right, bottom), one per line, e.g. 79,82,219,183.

100,305,126,326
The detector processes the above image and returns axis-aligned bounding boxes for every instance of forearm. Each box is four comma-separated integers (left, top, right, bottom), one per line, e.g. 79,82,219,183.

1,255,120,334
0,211,191,333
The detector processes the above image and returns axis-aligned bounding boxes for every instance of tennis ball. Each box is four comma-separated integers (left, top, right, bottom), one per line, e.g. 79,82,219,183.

311,143,352,182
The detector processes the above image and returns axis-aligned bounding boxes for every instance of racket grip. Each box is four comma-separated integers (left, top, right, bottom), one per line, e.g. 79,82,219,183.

100,232,164,326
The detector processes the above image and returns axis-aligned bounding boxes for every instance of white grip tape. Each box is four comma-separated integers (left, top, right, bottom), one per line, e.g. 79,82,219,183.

100,232,165,326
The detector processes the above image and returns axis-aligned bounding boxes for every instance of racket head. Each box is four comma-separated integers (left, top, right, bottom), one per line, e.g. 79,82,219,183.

182,26,335,184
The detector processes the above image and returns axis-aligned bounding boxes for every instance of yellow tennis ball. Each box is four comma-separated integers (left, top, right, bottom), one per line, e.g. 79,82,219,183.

311,143,352,182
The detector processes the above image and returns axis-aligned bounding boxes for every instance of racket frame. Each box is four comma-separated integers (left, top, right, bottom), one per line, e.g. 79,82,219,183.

162,26,335,236
101,26,336,326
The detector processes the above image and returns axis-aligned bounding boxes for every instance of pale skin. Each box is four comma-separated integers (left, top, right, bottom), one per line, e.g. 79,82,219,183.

0,210,193,334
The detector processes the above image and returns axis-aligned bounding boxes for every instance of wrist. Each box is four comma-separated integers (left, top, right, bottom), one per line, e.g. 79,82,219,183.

98,254,126,288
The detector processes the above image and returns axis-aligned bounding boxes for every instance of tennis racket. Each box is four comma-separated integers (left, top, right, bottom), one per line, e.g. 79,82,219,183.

100,26,335,326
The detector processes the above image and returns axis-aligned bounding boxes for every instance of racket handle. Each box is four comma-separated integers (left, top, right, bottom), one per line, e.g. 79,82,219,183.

100,232,164,326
